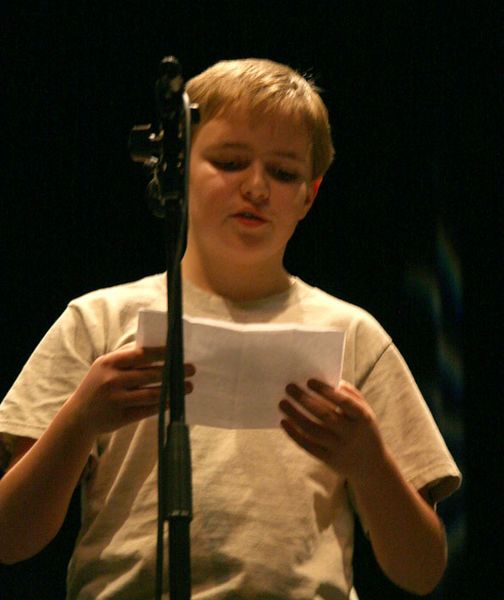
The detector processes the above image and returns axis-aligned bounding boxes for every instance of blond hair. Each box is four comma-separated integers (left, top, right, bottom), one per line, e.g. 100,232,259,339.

185,58,334,179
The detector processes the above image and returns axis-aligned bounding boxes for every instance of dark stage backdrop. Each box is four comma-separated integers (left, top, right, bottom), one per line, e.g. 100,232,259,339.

1,2,501,599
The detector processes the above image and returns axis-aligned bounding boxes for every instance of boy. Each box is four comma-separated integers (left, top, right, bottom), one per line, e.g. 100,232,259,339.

0,59,460,599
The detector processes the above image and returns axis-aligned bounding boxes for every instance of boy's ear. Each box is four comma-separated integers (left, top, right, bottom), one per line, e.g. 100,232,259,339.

299,176,322,221
304,176,323,207
310,176,323,200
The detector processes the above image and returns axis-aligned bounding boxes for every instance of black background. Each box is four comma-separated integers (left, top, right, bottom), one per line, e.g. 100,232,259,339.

1,2,502,598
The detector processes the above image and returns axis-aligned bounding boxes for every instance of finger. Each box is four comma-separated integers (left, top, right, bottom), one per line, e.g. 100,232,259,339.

184,363,196,377
122,386,161,407
306,379,362,420
279,398,342,438
120,366,164,389
112,346,167,369
285,383,345,425
121,366,194,393
280,418,329,462
124,379,193,407
130,377,194,393
338,380,362,402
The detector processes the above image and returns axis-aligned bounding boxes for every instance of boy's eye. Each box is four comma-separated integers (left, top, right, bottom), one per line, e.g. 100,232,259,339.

269,168,300,183
211,159,300,182
212,160,246,171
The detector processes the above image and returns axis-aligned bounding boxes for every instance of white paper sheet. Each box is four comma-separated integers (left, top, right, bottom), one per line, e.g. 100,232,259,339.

137,310,346,429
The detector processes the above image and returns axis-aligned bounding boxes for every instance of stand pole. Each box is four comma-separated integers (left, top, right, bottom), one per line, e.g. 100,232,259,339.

129,56,197,600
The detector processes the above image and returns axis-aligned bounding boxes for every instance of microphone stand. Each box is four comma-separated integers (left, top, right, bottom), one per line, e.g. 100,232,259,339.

129,56,199,600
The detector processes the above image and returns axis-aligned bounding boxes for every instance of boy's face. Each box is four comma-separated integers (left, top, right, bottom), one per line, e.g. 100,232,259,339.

186,108,318,271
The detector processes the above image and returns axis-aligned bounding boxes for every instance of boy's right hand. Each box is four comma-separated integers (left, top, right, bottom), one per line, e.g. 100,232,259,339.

0,345,195,564
67,346,195,435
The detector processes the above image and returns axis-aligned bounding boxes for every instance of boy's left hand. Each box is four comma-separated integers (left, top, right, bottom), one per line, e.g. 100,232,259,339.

279,379,385,483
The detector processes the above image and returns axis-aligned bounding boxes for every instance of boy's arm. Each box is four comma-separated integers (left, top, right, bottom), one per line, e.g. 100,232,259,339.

349,446,446,596
0,346,193,564
280,379,447,596
0,398,101,564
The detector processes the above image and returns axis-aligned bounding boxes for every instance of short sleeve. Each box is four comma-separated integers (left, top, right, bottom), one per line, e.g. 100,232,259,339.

361,343,461,502
0,304,98,461
0,432,16,472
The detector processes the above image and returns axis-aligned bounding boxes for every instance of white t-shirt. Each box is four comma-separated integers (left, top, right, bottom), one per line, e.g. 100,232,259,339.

0,274,461,599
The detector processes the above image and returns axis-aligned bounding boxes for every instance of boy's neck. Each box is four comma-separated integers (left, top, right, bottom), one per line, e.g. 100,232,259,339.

181,254,292,302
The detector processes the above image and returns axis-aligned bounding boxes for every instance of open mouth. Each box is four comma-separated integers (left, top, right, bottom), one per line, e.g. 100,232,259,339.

240,212,263,220
234,211,266,222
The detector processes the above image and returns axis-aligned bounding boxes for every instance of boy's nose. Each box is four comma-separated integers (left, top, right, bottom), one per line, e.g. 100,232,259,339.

239,164,270,204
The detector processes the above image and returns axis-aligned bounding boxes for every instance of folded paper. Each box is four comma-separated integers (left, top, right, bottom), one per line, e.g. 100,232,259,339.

137,310,345,429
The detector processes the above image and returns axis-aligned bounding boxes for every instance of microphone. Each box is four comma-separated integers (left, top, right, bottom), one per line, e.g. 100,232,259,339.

129,57,185,218
129,57,199,218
